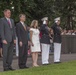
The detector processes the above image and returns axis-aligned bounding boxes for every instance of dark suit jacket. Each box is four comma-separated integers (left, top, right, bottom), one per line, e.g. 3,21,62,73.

0,17,16,42
51,23,62,43
16,22,29,44
40,24,50,44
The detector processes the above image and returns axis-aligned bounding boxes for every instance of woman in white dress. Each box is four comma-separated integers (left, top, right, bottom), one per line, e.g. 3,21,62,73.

30,20,41,67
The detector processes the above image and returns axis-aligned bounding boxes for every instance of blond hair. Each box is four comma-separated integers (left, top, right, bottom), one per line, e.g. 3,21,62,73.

30,20,38,28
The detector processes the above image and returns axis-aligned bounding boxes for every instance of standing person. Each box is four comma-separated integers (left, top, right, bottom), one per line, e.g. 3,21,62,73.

30,20,41,67
51,17,62,63
16,14,29,69
40,17,51,65
0,9,16,71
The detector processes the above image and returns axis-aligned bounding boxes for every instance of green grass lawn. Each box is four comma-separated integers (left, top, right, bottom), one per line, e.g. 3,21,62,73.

0,61,76,75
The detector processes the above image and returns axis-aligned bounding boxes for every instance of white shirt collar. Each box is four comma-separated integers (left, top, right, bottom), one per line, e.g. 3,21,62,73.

6,17,10,21
20,21,24,25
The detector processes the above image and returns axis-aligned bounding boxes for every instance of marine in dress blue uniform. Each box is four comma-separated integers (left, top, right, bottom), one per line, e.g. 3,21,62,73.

40,17,50,65
51,17,62,63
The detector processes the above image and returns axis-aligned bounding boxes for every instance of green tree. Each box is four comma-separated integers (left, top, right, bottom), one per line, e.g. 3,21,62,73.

0,0,76,29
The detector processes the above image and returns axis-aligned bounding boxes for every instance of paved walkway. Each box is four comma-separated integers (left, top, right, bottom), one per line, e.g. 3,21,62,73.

0,53,76,72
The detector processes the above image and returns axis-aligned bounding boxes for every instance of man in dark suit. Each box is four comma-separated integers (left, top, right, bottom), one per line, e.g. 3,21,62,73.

0,9,16,71
51,17,62,63
16,14,29,69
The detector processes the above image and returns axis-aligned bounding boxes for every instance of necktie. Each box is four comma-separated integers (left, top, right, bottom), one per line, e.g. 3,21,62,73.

23,23,26,30
8,19,12,28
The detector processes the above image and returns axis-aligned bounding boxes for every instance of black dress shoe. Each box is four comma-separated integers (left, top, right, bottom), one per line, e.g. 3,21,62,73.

4,68,9,71
19,67,24,69
43,64,49,65
24,66,29,69
9,68,15,71
54,62,61,64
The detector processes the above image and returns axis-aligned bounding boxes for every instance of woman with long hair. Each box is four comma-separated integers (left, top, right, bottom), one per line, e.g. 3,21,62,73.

30,20,41,67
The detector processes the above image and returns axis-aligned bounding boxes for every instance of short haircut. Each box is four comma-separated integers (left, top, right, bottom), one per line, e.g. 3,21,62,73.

19,14,26,18
3,9,10,13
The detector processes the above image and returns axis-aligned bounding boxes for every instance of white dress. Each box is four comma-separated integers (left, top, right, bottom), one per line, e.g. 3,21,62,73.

30,28,41,52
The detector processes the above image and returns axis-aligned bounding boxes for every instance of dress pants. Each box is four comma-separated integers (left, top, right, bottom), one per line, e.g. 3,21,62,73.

3,42,14,69
41,43,50,64
18,43,28,68
54,43,61,62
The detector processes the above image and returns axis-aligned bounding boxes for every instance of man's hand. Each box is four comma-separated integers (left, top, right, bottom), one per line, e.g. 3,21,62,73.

19,41,23,47
28,41,31,46
32,43,34,46
31,42,34,46
3,40,7,44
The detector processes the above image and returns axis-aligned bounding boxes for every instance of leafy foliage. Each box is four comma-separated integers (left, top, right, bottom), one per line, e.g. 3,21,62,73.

0,0,76,29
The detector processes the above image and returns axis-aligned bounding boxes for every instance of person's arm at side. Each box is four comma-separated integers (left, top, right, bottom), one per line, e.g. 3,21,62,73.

26,25,30,41
16,24,22,47
12,20,16,44
30,30,34,46
0,19,7,44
